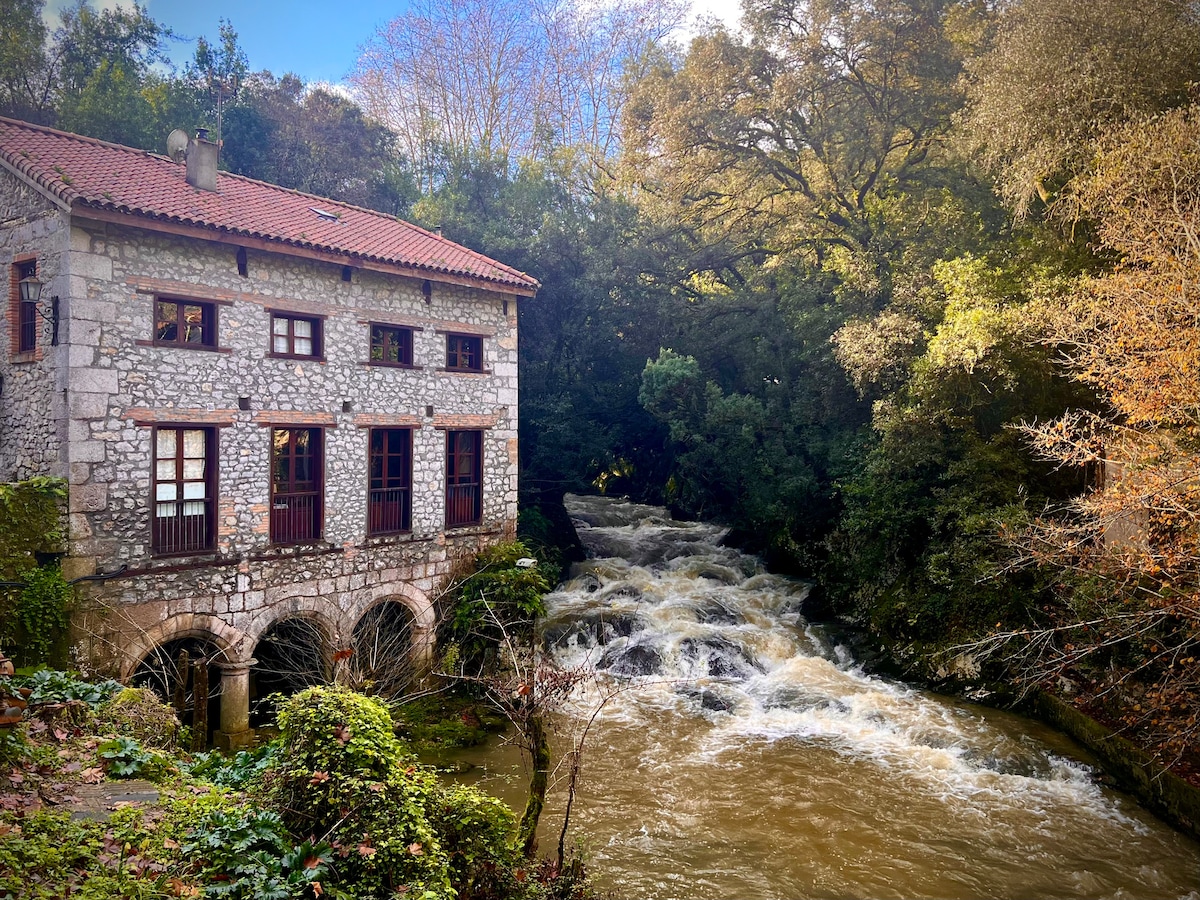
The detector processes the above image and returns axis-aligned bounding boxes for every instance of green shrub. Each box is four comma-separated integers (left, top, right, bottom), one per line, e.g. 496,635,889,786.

96,736,156,778
99,687,180,750
182,807,336,899
427,783,522,899
265,686,453,898
11,669,122,706
188,742,279,789
444,541,551,666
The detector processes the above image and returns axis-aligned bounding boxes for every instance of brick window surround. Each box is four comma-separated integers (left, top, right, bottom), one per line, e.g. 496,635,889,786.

270,312,323,359
154,297,218,349
445,429,482,527
369,324,415,367
10,257,37,356
152,426,216,555
271,427,323,543
446,333,483,372
368,428,412,535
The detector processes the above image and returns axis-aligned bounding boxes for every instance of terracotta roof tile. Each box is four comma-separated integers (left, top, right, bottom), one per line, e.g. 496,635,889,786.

0,116,538,293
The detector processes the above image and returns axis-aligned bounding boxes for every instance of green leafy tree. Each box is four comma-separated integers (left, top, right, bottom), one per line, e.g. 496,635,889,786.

0,0,54,122
220,72,416,214
414,149,680,503
624,0,981,285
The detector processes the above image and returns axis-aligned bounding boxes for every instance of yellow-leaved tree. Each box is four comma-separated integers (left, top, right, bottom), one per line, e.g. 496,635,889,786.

979,104,1200,766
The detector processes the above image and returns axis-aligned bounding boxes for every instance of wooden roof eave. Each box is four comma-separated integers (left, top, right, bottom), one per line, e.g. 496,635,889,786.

71,203,540,298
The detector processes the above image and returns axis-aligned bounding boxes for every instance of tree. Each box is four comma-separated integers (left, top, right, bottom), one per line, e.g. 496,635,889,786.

0,0,54,123
410,150,681,504
623,0,978,282
957,0,1200,216
220,73,416,214
353,0,685,188
982,105,1200,767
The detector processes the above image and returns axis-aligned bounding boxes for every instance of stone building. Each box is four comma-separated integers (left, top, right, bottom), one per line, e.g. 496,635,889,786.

0,117,537,746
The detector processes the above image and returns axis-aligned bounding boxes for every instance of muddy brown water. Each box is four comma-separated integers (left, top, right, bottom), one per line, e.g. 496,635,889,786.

451,495,1200,899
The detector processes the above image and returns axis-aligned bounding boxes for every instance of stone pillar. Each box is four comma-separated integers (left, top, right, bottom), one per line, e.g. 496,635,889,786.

410,622,435,673
213,659,255,751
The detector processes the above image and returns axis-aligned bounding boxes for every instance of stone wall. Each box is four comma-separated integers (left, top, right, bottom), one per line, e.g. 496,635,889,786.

0,168,69,482
54,215,521,679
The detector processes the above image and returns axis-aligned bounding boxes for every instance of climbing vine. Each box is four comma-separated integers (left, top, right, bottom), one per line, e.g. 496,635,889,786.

13,566,72,665
0,478,67,576
0,478,70,666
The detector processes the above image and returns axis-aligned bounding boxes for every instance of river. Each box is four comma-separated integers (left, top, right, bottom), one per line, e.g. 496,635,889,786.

453,494,1200,899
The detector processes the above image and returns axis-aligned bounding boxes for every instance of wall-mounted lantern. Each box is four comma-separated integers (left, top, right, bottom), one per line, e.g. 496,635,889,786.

18,273,60,346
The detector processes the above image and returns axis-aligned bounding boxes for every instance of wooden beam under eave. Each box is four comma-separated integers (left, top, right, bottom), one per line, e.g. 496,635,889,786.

71,205,539,298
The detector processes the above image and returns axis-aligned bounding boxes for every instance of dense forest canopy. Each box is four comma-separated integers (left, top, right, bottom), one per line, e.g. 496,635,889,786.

5,0,1200,771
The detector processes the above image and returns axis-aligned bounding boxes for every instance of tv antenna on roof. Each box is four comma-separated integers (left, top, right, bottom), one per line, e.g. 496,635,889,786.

208,71,240,167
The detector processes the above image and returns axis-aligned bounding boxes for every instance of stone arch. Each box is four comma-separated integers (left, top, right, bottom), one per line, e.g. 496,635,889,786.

240,595,348,650
349,599,419,698
119,614,248,681
346,581,436,672
244,599,344,723
347,581,435,634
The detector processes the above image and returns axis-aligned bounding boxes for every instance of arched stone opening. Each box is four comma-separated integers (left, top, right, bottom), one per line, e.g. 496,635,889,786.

131,637,222,746
349,600,417,699
119,614,250,750
118,614,247,682
250,615,332,726
343,582,437,677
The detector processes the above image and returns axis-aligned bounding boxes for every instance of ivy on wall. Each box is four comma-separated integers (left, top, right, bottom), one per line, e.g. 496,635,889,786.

0,478,70,667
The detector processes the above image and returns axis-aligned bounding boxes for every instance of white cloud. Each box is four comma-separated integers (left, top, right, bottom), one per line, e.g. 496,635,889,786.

681,0,743,38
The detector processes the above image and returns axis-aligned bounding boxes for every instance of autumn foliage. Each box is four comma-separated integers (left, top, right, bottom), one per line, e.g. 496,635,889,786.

990,105,1200,767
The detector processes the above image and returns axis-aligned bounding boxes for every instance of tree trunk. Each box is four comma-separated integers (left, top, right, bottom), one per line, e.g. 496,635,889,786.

191,661,208,752
517,712,550,859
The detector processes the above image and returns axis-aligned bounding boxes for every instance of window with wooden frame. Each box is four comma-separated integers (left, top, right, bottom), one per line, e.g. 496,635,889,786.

368,428,412,535
152,427,216,555
271,427,323,543
15,259,37,354
154,297,217,349
446,333,483,372
270,313,322,358
369,324,414,367
445,429,482,528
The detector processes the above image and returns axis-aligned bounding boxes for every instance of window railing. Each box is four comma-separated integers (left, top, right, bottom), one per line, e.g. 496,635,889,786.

153,499,213,554
368,487,411,535
271,492,321,543
18,302,37,353
446,483,481,527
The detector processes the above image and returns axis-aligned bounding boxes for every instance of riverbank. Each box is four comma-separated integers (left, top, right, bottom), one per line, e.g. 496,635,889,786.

0,675,601,899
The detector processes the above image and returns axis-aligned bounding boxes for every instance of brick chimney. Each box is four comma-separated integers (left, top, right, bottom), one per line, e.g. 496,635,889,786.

186,128,218,192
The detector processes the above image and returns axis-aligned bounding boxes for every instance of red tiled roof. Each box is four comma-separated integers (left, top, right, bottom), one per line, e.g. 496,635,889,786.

0,116,538,293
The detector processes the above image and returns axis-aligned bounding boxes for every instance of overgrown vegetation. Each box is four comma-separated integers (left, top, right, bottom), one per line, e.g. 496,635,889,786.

0,479,70,668
441,541,551,669
0,673,600,899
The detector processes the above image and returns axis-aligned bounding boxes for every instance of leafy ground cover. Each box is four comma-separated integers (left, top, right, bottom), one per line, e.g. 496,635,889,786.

0,673,597,900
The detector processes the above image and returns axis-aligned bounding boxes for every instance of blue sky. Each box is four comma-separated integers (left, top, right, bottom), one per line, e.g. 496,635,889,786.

45,0,741,88
45,0,398,85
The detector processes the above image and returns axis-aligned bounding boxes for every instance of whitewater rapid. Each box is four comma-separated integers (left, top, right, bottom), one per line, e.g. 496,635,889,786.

464,495,1200,899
